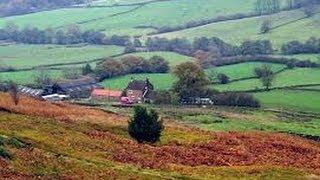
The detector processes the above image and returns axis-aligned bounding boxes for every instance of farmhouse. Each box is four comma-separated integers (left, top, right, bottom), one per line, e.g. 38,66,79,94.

42,77,101,98
124,78,154,103
91,89,123,101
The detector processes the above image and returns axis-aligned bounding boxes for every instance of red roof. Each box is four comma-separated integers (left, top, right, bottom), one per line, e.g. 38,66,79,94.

91,89,122,97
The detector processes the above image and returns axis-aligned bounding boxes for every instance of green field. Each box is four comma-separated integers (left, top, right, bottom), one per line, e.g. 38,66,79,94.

0,0,258,36
214,68,320,92
0,69,64,85
0,6,134,29
254,90,320,112
91,0,152,6
209,62,286,81
180,112,320,136
101,73,174,90
0,44,124,69
154,9,320,50
278,54,320,63
118,51,195,67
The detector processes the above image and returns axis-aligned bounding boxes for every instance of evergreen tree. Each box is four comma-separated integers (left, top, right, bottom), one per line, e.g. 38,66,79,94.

128,106,164,143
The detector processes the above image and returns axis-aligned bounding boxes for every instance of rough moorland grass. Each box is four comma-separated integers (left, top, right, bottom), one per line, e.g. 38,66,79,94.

0,44,124,69
118,51,195,67
254,90,320,112
0,111,316,178
207,62,286,81
101,73,174,90
214,68,320,91
0,6,134,29
155,9,320,50
0,70,64,85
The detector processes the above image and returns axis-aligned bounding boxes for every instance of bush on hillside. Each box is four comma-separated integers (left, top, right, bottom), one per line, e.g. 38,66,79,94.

128,106,164,143
214,93,261,108
0,147,12,159
217,73,230,84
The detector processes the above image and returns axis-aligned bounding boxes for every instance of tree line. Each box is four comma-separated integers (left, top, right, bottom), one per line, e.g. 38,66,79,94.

144,37,273,57
282,37,320,54
0,23,133,46
0,0,87,17
95,55,169,80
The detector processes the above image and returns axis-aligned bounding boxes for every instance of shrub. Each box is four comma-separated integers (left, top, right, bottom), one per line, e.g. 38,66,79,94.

214,93,261,108
128,106,164,143
0,147,12,159
217,73,230,84
153,90,173,105
8,137,27,149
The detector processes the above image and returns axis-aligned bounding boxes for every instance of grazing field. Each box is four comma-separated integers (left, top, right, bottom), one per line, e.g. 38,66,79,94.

0,93,319,178
0,44,124,69
208,62,286,81
91,0,153,6
0,0,258,36
0,70,64,85
154,9,320,50
254,90,320,112
278,54,320,63
118,51,195,67
214,68,320,92
101,73,174,90
0,6,135,29
179,111,320,136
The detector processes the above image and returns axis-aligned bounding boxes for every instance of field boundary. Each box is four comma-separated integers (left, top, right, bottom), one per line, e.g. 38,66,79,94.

226,83,320,93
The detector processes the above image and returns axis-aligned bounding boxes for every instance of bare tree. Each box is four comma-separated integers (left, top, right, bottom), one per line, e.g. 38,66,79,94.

9,81,19,105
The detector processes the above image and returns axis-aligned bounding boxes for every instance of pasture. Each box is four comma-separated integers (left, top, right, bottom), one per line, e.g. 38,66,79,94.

0,0,258,36
214,68,320,91
101,73,174,90
0,44,124,69
118,51,195,67
0,6,135,29
154,9,320,50
254,90,320,112
0,69,64,85
207,62,286,81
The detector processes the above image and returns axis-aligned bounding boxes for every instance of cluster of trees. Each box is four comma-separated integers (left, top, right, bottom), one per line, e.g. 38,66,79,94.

255,0,281,15
95,55,169,80
0,0,87,17
281,37,320,54
145,37,273,57
0,23,133,46
165,62,261,107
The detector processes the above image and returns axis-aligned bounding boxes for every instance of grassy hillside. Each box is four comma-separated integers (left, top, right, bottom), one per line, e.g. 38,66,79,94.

208,62,286,81
154,9,320,50
0,93,319,178
0,6,134,29
0,44,124,69
214,68,320,92
118,51,195,67
0,70,64,85
0,0,258,36
101,73,174,90
254,90,320,112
